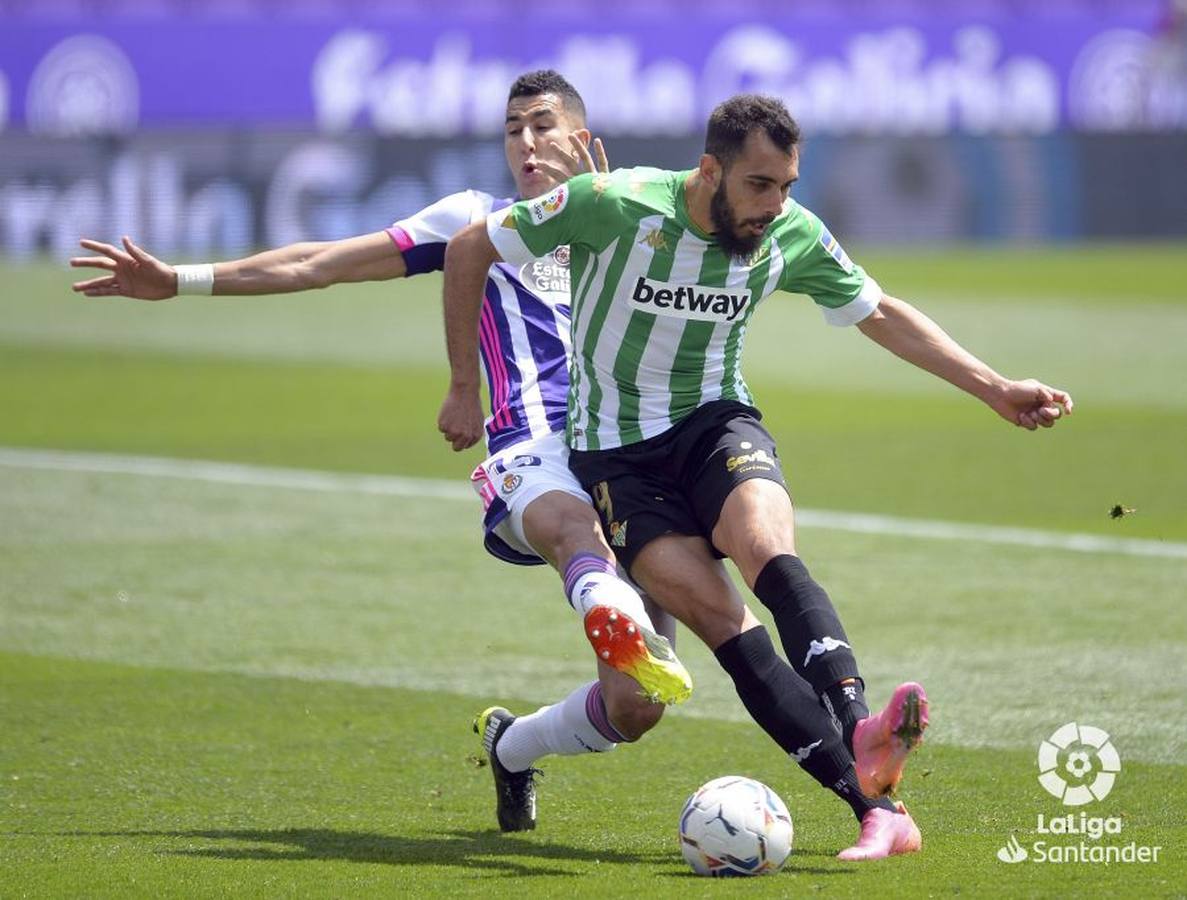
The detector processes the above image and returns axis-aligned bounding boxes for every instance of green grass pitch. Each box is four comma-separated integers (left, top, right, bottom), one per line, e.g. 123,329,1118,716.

1,245,1185,897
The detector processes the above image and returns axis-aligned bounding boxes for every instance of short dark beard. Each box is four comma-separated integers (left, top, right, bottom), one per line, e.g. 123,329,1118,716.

708,180,770,261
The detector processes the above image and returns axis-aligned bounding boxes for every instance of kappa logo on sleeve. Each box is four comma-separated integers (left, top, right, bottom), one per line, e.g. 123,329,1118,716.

529,185,568,225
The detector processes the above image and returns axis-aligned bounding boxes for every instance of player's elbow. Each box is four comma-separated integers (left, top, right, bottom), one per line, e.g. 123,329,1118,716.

293,242,342,291
294,262,330,291
856,296,890,335
862,292,917,325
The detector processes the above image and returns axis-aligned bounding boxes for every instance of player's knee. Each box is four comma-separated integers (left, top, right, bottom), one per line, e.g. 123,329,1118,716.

735,531,793,579
606,692,665,741
556,517,612,564
714,494,796,580
525,495,610,565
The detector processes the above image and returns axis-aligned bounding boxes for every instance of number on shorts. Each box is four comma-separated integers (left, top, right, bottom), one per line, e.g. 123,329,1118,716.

591,480,614,523
489,455,543,475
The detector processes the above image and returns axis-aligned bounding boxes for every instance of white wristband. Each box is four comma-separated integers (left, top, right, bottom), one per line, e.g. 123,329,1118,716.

175,263,215,296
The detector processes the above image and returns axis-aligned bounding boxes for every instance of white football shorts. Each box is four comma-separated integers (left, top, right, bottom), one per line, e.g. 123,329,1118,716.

470,431,590,566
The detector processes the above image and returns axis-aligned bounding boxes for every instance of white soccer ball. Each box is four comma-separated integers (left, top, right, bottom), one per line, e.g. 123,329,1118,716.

678,775,794,877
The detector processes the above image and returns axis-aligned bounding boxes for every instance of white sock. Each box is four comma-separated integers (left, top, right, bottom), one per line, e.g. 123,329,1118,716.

495,681,624,773
562,553,655,630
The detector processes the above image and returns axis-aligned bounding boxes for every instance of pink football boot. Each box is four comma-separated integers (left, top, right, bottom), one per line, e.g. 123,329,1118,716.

837,802,922,861
851,682,929,797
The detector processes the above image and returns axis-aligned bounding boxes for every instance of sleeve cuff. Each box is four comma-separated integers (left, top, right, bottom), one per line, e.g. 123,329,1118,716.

821,274,882,327
385,225,415,252
486,210,535,266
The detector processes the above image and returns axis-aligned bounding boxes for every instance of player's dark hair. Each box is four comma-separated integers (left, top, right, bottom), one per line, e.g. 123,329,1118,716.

507,69,587,124
705,94,800,167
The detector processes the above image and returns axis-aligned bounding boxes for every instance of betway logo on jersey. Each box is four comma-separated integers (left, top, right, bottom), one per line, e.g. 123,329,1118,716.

629,276,751,323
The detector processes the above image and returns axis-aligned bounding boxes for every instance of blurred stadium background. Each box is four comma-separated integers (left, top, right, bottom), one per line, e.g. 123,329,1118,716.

1,0,1186,254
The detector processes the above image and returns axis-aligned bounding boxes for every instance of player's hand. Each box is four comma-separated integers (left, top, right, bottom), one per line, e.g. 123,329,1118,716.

437,384,485,452
989,379,1074,431
70,236,177,300
536,133,610,183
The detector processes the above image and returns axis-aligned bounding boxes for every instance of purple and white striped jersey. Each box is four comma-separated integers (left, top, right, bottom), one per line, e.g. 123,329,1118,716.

386,190,573,455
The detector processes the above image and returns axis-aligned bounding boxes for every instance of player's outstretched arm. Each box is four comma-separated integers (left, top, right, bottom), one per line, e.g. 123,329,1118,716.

856,293,1074,431
438,221,503,452
70,232,406,300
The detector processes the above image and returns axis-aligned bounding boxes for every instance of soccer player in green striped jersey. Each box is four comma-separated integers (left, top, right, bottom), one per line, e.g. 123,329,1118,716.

440,94,1073,860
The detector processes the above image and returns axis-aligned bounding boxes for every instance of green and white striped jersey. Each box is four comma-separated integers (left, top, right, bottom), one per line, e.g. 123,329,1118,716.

486,166,882,451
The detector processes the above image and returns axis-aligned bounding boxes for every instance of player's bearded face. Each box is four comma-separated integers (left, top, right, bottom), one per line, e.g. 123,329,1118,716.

709,175,775,261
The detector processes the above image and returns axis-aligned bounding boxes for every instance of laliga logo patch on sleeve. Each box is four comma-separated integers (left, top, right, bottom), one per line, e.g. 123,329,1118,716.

819,225,855,274
530,185,568,225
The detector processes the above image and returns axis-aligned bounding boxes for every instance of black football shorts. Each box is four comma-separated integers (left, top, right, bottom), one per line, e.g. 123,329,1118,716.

567,400,790,573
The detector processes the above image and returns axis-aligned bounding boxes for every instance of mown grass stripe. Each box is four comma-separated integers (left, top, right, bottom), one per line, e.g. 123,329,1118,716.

2,446,1184,560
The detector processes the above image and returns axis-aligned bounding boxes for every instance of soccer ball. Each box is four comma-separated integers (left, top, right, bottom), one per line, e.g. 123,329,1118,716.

678,776,794,877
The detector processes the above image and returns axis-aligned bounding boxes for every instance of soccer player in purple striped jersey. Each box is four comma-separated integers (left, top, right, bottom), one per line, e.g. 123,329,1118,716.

70,70,692,833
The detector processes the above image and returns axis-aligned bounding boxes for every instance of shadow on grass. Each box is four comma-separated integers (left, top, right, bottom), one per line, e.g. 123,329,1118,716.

657,846,855,879
65,827,667,878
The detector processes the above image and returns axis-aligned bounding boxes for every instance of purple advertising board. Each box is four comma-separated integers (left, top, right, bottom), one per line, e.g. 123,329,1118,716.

1,6,1185,136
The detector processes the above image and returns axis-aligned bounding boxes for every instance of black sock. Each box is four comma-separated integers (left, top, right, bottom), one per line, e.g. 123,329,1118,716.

752,555,859,690
822,678,871,755
713,627,888,820
713,626,840,754
828,766,898,821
